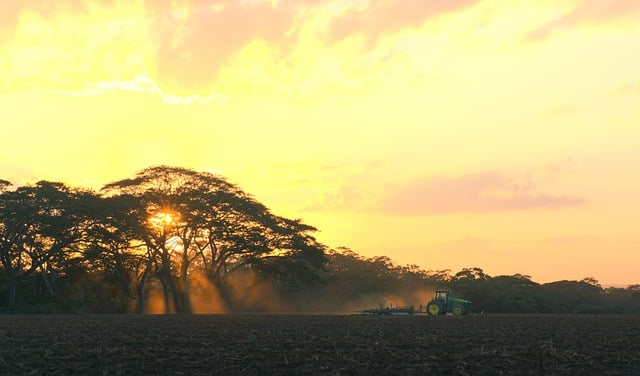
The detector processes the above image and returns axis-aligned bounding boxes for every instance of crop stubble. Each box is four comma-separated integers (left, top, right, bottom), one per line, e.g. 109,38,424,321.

0,314,639,375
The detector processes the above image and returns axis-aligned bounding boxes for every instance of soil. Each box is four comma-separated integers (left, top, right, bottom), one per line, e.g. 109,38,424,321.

1,314,639,375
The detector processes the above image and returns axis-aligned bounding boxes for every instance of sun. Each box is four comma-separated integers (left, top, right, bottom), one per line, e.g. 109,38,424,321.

159,212,173,224
149,211,176,227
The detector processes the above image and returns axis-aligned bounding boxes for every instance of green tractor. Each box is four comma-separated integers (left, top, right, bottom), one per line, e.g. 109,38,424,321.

426,290,472,316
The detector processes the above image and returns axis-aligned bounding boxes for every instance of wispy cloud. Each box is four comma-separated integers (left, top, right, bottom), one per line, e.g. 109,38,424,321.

0,1,20,44
51,73,236,106
1,0,428,102
299,159,387,212
327,0,481,45
303,163,584,215
432,235,597,249
378,171,584,215
147,0,299,90
0,1,153,93
145,0,435,96
524,0,640,42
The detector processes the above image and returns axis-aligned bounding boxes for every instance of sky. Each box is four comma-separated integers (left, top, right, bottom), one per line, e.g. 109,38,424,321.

1,0,639,285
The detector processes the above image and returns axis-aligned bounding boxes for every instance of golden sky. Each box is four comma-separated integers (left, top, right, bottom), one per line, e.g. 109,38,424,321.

2,0,639,285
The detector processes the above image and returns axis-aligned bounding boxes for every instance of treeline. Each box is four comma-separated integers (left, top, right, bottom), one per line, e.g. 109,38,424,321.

442,269,640,314
2,166,639,314
0,166,326,313
294,251,640,314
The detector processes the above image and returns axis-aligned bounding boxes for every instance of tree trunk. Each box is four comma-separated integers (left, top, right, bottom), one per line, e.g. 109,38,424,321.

160,276,172,313
41,270,55,296
171,278,191,314
135,278,146,313
7,270,17,306
159,247,173,314
177,251,192,314
135,261,152,313
181,281,192,314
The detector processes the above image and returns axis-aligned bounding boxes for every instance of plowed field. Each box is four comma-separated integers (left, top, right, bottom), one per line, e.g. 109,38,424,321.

1,314,639,375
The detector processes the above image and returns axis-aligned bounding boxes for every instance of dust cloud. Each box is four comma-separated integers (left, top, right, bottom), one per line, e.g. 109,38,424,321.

134,272,438,315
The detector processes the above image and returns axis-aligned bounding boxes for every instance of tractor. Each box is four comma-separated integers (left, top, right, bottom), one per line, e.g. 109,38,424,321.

426,290,472,316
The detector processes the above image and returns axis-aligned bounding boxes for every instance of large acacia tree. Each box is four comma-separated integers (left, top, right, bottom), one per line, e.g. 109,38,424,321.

101,166,327,313
0,181,95,306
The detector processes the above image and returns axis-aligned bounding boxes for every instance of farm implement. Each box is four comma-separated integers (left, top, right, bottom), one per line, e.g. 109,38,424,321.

361,306,416,316
358,290,472,316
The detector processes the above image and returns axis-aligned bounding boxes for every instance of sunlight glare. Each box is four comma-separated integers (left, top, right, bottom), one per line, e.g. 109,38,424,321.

149,211,175,227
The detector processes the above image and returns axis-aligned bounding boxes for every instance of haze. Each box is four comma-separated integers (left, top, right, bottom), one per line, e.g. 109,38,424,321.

1,0,639,285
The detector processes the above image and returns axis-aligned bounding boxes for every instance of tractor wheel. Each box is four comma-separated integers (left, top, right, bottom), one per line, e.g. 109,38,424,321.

427,301,442,316
452,304,466,316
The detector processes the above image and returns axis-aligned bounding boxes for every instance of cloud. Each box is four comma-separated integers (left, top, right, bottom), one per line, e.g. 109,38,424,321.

0,0,117,44
524,0,640,42
1,0,425,101
304,182,366,212
146,0,299,91
378,171,584,215
290,158,389,213
541,159,577,183
0,1,21,44
51,73,236,105
0,0,154,93
303,163,584,215
327,0,481,45
144,0,436,94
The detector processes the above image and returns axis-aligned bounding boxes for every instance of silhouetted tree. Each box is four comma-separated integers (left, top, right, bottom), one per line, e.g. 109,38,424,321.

77,194,148,312
0,181,93,306
102,166,327,313
541,279,604,313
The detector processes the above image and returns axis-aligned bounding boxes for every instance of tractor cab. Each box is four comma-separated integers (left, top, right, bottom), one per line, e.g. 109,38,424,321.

435,290,449,303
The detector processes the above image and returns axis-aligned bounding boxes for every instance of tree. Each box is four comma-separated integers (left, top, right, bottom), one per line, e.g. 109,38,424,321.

76,193,148,312
541,279,604,313
0,181,93,306
0,180,10,193
102,166,327,313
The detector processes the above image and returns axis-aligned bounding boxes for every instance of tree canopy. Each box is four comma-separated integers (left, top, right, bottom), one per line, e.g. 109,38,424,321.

0,166,327,313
